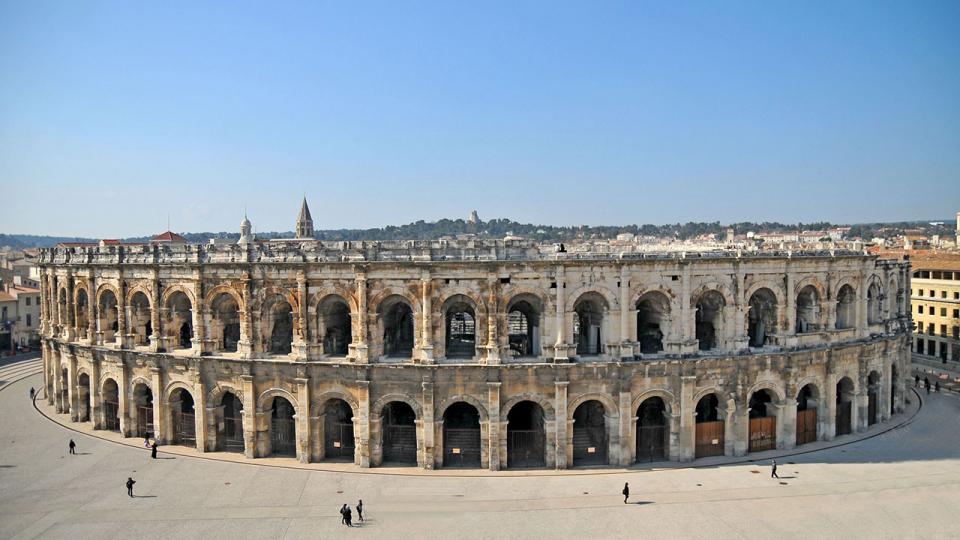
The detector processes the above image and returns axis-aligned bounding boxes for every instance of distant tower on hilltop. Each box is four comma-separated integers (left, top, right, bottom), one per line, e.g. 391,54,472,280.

238,212,253,246
296,197,314,239
468,209,480,224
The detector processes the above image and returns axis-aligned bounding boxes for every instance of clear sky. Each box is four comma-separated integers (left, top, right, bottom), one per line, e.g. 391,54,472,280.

1,1,958,238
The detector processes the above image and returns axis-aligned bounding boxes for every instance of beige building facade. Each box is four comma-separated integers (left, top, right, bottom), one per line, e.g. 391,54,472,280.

39,238,912,470
910,258,960,363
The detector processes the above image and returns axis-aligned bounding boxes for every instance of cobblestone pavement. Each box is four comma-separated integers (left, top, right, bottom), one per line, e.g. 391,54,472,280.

2,366,959,539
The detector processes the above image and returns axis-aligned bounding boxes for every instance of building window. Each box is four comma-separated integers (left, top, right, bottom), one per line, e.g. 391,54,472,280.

929,306,935,315
917,305,923,314
928,323,935,334
929,290,936,297
953,309,959,318
955,292,959,300
918,289,924,296
941,324,947,336
26,314,31,327
942,308,948,317
942,291,948,299
953,326,959,339
1,307,6,320
25,297,31,306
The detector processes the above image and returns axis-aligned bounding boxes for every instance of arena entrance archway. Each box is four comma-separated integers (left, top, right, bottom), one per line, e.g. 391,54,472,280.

836,377,854,436
695,291,725,351
868,371,881,426
748,390,776,452
796,285,821,333
266,297,294,355
694,393,724,458
381,401,417,465
381,297,415,358
165,291,193,350
636,292,670,354
890,364,898,415
747,288,777,347
573,294,606,356
218,392,244,452
796,384,818,446
210,293,241,353
442,402,481,468
636,397,668,462
102,378,120,432
268,396,296,456
507,401,546,468
170,388,196,447
835,285,856,329
132,383,154,439
129,291,152,346
507,296,540,358
77,373,91,422
323,399,355,461
572,400,607,466
318,298,352,357
444,296,477,359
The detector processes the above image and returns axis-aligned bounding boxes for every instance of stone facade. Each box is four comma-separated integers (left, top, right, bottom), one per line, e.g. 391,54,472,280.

38,239,912,470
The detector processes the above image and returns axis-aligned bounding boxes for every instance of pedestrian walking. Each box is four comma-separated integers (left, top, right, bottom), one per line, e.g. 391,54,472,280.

150,441,158,459
68,439,76,455
29,387,35,400
340,503,348,525
622,482,630,504
925,377,931,394
345,505,353,527
357,499,364,522
935,380,941,393
143,436,150,448
771,459,779,479
126,477,136,497
915,374,920,388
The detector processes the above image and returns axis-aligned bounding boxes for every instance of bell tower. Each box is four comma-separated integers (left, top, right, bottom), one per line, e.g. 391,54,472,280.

296,197,314,239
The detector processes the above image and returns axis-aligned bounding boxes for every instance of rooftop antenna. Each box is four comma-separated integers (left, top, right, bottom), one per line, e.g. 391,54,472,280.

167,213,171,232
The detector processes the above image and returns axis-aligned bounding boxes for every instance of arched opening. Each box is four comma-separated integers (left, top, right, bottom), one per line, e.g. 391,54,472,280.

867,282,882,324
835,285,856,330
132,383,154,439
636,397,668,462
381,401,417,465
748,390,776,452
868,371,881,426
266,295,293,355
210,293,241,353
78,372,91,422
574,293,606,356
695,291,725,351
695,393,724,458
219,392,244,452
795,384,819,446
380,296,414,358
102,379,120,432
323,399,355,461
507,401,546,468
507,295,541,358
268,396,296,456
572,400,607,466
636,292,670,354
442,402,481,468
98,290,119,343
444,296,477,359
165,291,193,350
75,289,89,339
890,364,898,415
59,367,69,412
129,291,152,346
318,297,352,357
170,388,196,447
836,377,855,436
57,288,67,329
747,288,778,347
796,285,821,333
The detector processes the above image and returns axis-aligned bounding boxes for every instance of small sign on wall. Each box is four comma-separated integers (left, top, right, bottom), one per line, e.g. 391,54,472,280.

587,447,596,453
452,448,461,454
711,439,719,445
334,441,341,448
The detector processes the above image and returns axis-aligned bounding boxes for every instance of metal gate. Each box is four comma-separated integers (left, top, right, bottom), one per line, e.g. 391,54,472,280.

324,421,356,460
748,417,776,452
508,429,545,468
836,401,852,436
222,415,244,452
868,392,878,426
137,406,154,438
173,411,196,446
270,417,296,456
103,401,120,432
695,420,724,458
382,425,417,463
573,425,607,465
443,427,481,467
796,409,817,446
636,424,667,462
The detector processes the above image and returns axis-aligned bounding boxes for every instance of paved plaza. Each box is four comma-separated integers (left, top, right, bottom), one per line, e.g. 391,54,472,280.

1,356,959,539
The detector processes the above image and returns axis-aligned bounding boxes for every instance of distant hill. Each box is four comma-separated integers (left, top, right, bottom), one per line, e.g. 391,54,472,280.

1,218,954,249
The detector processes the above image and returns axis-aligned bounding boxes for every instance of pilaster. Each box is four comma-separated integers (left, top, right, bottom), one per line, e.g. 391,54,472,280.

421,381,435,469
487,382,501,471
554,381,568,469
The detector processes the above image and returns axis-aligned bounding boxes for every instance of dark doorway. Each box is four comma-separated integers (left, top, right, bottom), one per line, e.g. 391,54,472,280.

103,379,120,432
320,300,352,356
381,401,417,464
220,392,244,452
695,291,724,351
795,384,818,446
836,377,854,436
78,373,91,422
507,401,546,468
695,394,724,458
636,397,668,462
748,390,776,452
507,297,540,358
170,388,196,447
572,400,607,466
270,302,294,354
445,298,476,358
323,399,355,461
133,383,154,439
868,371,880,426
443,402,481,468
383,300,415,358
269,397,296,456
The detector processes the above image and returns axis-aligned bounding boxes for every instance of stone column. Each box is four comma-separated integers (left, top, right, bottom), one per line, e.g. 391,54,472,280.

119,363,131,436
485,276,500,364
90,356,101,429
295,376,310,463
65,274,76,341
239,275,254,357
680,263,695,352
116,278,128,348
191,277,206,355
151,367,164,443
355,380,370,467
856,270,868,338
352,273,369,364
87,275,97,343
678,376,696,461
241,374,256,458
194,375,208,453
68,353,79,420
149,274,161,352
554,266,567,361
615,391,632,465
421,381,435,469
294,273,308,360
824,370,837,441
487,382,501,471
420,275,434,363
619,265,631,358
856,371,869,433
554,382,568,470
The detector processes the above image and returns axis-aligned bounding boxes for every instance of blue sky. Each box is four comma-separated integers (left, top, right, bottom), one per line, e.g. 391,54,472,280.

1,1,958,237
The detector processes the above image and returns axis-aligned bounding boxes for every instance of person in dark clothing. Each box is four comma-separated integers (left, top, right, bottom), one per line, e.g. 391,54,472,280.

622,482,629,504
126,477,136,497
345,505,353,527
68,439,76,455
771,459,779,479
357,499,364,522
29,387,35,400
925,377,931,394
150,441,158,459
935,380,941,393
340,504,347,525
915,374,920,388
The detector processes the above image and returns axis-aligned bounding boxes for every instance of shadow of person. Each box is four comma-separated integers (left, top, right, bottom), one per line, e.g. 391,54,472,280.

133,495,157,498
632,501,654,506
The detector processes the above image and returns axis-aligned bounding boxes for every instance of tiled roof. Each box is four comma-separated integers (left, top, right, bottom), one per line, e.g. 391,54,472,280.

151,231,188,242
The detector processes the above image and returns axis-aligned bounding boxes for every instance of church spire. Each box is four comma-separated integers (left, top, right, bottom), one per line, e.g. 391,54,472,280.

296,196,314,239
